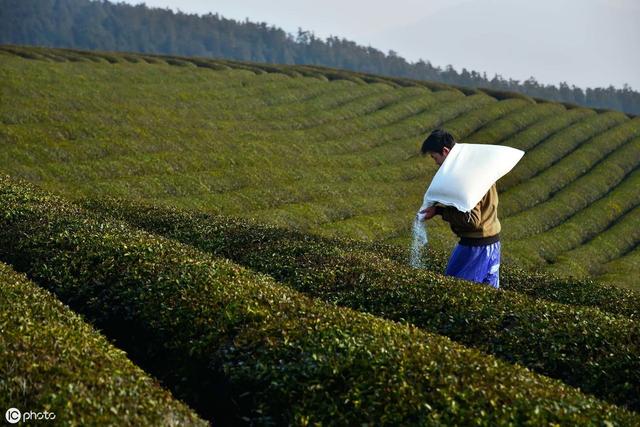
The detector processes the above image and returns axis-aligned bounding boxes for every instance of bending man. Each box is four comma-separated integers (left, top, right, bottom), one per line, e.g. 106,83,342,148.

419,129,501,289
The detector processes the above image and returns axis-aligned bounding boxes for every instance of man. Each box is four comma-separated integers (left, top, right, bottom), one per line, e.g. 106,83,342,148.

419,129,501,288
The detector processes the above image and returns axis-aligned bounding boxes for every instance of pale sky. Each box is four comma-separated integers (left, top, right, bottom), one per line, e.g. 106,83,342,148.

121,0,640,90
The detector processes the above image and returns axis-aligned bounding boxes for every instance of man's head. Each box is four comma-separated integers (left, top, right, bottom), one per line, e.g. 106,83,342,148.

421,129,456,166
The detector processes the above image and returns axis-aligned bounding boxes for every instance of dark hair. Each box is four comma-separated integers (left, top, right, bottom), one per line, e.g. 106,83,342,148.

421,129,456,155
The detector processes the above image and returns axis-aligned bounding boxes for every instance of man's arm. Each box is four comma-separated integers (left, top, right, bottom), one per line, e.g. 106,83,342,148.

436,201,482,228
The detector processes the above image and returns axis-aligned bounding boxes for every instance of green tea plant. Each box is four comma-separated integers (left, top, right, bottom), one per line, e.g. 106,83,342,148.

600,247,640,290
500,120,640,217
501,111,629,187
508,169,640,269
502,135,640,235
546,204,640,278
438,98,533,139
3,177,639,424
84,195,640,410
0,261,206,426
464,103,566,145
1,45,638,287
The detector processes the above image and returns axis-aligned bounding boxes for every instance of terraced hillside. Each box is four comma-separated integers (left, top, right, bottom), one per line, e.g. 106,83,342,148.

1,45,639,290
2,45,640,424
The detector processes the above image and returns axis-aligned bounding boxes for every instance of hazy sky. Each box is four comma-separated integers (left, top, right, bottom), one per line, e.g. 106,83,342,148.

121,0,640,90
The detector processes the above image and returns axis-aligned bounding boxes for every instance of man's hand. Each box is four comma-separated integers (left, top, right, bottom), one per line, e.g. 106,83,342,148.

419,206,437,221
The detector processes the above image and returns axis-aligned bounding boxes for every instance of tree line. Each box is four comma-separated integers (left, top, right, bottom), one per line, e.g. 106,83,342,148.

1,0,638,114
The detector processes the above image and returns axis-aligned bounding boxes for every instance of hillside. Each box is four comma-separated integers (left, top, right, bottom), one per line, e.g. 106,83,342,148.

1,45,640,424
2,0,639,115
1,45,638,289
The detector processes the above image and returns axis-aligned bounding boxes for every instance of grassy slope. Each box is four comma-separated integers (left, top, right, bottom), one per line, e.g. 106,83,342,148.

0,45,638,290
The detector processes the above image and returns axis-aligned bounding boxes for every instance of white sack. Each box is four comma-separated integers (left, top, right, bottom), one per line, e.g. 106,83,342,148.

421,143,525,212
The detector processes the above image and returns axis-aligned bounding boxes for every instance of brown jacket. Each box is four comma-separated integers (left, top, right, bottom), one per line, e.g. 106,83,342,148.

436,183,501,243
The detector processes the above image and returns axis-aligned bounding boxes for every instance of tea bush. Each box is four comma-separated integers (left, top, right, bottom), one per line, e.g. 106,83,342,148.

600,248,640,290
4,177,640,424
0,261,207,426
439,98,532,139
501,122,640,216
501,111,628,187
509,169,640,269
84,196,640,410
1,45,638,287
547,205,640,278
502,135,640,235
464,103,565,145
498,108,595,153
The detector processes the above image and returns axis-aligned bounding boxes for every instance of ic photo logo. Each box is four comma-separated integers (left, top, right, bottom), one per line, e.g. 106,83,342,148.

5,408,20,424
5,408,56,424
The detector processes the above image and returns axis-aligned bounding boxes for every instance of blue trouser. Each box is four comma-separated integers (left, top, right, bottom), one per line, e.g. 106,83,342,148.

445,242,501,289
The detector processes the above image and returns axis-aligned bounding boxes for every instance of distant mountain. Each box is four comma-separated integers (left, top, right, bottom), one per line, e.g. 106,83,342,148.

1,0,638,114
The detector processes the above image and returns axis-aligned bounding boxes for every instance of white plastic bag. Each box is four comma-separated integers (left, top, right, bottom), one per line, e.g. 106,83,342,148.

421,143,524,212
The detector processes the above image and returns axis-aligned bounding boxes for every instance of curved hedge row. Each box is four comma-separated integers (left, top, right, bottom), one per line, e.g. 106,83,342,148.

331,232,640,319
239,82,397,127
437,98,532,140
3,45,482,98
464,103,566,145
265,88,456,142
501,119,640,216
258,86,429,132
0,261,207,426
83,194,640,320
545,204,640,278
243,178,426,228
9,44,564,106
341,236,640,319
1,60,343,165
497,108,596,189
3,178,639,425
77,94,491,214
309,93,490,155
275,88,437,131
47,90,463,188
501,108,595,148
599,247,640,290
82,196,640,410
508,169,640,270
193,74,371,121
503,111,628,187
501,120,640,218
502,135,640,237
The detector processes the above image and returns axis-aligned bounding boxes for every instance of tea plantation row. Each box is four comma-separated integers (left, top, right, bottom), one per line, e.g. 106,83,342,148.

0,261,206,426
83,195,640,410
0,45,638,287
1,176,639,425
